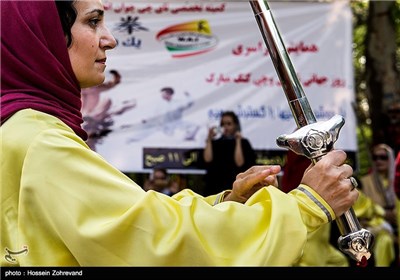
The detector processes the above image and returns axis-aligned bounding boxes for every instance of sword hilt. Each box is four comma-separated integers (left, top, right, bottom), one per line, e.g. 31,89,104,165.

277,115,374,264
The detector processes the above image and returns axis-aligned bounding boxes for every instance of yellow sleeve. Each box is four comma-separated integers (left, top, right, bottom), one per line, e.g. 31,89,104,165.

172,188,230,206
288,186,348,267
289,184,336,233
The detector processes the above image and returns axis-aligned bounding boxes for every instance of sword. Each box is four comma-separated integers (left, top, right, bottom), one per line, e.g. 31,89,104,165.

249,0,374,265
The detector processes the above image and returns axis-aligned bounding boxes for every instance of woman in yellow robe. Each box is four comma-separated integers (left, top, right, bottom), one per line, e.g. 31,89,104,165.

359,144,399,266
0,0,358,267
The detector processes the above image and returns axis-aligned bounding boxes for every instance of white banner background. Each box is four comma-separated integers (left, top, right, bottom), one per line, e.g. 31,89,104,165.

91,1,356,173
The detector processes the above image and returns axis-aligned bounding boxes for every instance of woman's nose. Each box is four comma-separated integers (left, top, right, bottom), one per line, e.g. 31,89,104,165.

101,27,117,50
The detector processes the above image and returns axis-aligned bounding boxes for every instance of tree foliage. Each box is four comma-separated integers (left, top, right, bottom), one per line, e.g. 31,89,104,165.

351,0,400,174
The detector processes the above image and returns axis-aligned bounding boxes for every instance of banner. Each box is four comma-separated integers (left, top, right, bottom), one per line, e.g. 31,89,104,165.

88,1,356,173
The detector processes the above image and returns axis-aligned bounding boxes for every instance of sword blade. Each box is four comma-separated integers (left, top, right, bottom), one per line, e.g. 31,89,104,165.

249,0,316,127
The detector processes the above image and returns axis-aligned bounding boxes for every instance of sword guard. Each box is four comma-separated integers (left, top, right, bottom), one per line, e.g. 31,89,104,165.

276,114,345,160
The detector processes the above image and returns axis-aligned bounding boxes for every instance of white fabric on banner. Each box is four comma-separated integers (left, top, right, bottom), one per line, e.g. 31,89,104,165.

90,1,356,173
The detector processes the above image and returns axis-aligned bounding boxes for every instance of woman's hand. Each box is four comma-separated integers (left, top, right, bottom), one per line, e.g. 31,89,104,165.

207,126,217,141
224,165,281,203
300,149,359,217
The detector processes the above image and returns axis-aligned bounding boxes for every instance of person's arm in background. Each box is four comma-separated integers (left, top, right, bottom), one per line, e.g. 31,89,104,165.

183,91,194,109
234,131,245,167
234,132,257,171
203,126,216,163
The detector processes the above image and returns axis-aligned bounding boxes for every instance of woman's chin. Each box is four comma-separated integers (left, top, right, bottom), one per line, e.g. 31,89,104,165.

81,75,106,89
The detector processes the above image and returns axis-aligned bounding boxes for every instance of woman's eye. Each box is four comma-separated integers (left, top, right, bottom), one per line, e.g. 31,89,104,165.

89,18,101,27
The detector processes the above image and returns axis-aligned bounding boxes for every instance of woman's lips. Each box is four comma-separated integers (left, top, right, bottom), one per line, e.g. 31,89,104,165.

96,58,106,64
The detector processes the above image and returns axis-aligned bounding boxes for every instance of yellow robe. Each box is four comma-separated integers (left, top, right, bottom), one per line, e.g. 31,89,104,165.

1,109,335,266
294,223,348,267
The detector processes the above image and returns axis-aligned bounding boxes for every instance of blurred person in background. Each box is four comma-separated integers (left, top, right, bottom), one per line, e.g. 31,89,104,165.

143,168,181,196
203,111,257,196
360,143,399,266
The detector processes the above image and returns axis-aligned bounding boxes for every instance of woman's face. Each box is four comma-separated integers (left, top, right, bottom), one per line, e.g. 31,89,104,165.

221,116,237,136
372,147,389,172
68,0,117,88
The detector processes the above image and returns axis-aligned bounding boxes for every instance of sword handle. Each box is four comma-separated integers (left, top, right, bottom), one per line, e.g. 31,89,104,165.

277,115,374,264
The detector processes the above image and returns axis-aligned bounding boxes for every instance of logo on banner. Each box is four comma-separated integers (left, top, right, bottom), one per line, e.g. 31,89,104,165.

156,20,218,58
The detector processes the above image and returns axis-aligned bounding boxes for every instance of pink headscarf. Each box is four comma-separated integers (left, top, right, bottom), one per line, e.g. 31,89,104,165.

0,0,88,140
